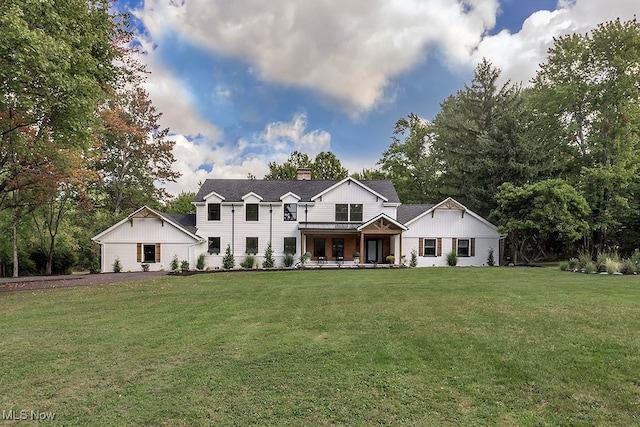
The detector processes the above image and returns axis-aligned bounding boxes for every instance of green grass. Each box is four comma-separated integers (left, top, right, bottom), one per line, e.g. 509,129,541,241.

1,268,640,426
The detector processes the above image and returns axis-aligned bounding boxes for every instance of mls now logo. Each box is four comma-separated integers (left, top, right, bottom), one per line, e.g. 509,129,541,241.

2,409,55,421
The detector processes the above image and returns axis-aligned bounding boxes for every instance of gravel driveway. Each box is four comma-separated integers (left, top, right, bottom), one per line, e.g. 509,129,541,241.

0,271,170,293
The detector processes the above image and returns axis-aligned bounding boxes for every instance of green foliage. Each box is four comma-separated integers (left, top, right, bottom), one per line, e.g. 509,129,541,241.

625,250,640,274
170,255,180,273
141,263,150,272
410,249,418,268
578,252,593,268
241,254,255,269
378,113,440,204
431,59,553,217
196,253,206,270
180,260,190,272
164,192,196,214
222,244,235,270
584,262,596,274
386,255,395,264
446,251,458,267
605,259,621,275
112,257,122,273
568,258,579,270
283,253,295,268
530,18,640,251
262,243,275,268
559,261,569,271
264,151,348,180
491,179,591,263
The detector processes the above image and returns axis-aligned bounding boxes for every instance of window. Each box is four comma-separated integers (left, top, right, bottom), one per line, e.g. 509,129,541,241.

246,237,258,254
284,237,296,254
143,244,156,263
208,237,221,254
332,238,344,258
457,239,470,257
314,238,326,258
207,203,221,221
284,203,297,221
335,204,348,221
246,204,259,221
423,239,437,257
335,203,363,222
350,204,363,221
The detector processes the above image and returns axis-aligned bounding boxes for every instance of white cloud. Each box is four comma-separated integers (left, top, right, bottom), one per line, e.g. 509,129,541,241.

134,0,500,115
162,114,332,195
472,0,639,86
135,37,221,140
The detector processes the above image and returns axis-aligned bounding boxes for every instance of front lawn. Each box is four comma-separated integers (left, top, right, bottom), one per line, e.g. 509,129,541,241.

1,268,639,425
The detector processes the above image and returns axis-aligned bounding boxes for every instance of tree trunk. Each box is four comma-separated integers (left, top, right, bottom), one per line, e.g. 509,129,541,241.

12,209,19,278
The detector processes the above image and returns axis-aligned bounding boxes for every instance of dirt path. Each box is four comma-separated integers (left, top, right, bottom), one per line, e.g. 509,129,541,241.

0,271,169,293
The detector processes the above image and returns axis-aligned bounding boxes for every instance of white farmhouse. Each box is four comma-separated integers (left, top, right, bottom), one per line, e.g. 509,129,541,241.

92,170,503,271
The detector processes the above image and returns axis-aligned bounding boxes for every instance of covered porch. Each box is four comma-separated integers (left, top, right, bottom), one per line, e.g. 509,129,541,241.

299,214,407,265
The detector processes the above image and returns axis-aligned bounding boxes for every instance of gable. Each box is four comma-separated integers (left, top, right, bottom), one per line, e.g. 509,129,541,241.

312,178,388,203
93,206,202,244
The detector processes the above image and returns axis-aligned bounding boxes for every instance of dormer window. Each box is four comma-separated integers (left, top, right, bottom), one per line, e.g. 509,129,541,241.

246,204,259,221
284,203,297,221
207,203,221,221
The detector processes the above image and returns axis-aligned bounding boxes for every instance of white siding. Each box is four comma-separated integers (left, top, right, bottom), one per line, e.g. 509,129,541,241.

402,208,501,267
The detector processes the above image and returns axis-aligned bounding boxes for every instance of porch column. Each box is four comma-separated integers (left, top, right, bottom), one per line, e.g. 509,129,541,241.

360,233,365,261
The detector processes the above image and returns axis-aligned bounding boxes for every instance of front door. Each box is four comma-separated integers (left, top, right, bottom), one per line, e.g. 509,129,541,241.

365,239,383,263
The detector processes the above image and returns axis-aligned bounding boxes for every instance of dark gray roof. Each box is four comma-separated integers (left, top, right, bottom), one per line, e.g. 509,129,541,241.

161,212,197,234
397,204,434,224
194,179,401,204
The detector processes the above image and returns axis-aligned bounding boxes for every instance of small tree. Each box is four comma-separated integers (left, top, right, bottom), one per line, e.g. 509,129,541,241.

112,257,122,273
196,253,206,270
410,249,418,268
170,255,180,272
262,242,275,268
222,244,235,269
487,248,495,266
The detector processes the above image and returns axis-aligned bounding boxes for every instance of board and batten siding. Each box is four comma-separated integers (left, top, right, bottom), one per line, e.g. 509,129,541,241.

98,217,199,272
402,208,501,267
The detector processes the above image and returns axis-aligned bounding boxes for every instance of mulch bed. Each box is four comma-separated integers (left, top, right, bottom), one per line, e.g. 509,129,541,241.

0,271,169,293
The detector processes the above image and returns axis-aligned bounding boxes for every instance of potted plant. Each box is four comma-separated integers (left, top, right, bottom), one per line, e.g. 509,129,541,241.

300,252,312,267
353,251,360,265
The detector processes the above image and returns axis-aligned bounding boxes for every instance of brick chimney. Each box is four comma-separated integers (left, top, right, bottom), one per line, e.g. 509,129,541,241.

296,168,312,180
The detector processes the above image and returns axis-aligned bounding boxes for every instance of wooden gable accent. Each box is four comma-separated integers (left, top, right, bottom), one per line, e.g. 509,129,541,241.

360,217,403,234
432,197,467,218
129,207,164,227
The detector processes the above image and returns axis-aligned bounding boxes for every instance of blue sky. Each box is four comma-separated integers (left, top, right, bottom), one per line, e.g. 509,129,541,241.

116,0,638,196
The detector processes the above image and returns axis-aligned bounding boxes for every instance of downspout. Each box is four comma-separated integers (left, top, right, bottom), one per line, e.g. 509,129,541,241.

231,204,235,254
269,204,273,245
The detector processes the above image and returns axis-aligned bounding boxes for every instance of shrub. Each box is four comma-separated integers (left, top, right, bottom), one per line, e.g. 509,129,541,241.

605,258,620,275
180,260,190,272
597,251,620,272
196,253,206,270
170,255,180,272
446,251,458,267
283,253,295,268
568,258,579,270
222,244,235,269
262,243,275,269
625,250,640,274
410,249,418,268
241,254,255,269
584,261,596,274
89,258,100,274
487,248,495,266
112,257,122,273
386,254,395,264
578,251,592,268
559,261,569,271
141,263,150,272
